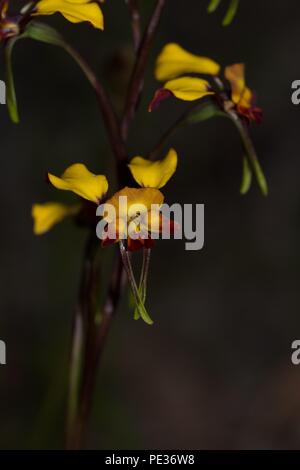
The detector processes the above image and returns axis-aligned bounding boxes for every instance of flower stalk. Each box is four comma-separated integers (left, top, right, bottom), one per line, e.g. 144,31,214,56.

126,0,141,52
65,0,167,448
121,0,166,140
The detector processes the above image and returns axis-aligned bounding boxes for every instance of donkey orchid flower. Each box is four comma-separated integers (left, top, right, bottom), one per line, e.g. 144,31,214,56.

150,43,262,123
149,43,219,111
101,149,179,251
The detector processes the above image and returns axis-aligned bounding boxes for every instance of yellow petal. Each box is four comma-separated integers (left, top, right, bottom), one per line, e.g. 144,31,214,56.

225,63,253,108
48,163,108,203
106,187,164,218
35,0,104,29
128,148,178,189
163,76,214,101
155,43,220,82
32,202,80,235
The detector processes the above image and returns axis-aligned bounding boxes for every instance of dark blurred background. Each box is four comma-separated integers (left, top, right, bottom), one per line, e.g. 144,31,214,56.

0,0,300,449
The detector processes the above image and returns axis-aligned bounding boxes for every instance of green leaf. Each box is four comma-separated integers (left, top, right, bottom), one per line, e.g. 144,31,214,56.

223,0,240,26
240,157,252,195
207,0,222,13
4,37,20,124
187,103,226,124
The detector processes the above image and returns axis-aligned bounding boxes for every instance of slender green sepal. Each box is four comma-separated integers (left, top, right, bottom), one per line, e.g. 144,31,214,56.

223,0,240,26
134,248,151,320
229,111,268,196
4,37,20,124
119,242,153,325
207,0,222,13
240,157,253,195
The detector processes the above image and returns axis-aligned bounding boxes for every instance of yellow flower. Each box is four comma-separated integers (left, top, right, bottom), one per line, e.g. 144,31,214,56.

102,149,178,250
151,43,262,124
33,153,178,242
48,163,108,203
102,187,165,251
150,43,218,110
33,163,108,235
35,0,104,29
32,202,80,235
155,43,220,82
225,63,262,123
128,148,178,189
106,187,164,217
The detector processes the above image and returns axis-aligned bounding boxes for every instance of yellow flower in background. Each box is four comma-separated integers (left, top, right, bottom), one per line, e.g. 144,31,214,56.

150,43,262,123
32,163,108,235
150,43,217,110
35,0,104,29
128,148,178,189
48,163,108,203
224,63,262,123
32,202,80,235
155,43,220,82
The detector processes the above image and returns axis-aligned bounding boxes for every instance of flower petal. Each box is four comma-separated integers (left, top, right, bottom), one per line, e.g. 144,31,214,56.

155,43,220,82
48,163,108,203
162,76,214,102
35,0,104,29
225,63,253,108
32,202,80,235
106,187,164,216
128,148,178,189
